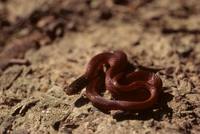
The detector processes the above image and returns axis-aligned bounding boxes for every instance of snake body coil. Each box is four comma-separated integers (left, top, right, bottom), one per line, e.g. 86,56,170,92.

66,51,162,111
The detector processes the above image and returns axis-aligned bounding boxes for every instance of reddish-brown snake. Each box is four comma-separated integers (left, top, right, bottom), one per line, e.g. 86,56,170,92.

65,51,162,111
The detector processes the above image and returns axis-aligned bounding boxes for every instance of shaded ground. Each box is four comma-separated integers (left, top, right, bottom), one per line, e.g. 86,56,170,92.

0,0,200,134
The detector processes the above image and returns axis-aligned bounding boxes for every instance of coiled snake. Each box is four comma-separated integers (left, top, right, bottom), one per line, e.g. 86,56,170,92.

65,51,162,111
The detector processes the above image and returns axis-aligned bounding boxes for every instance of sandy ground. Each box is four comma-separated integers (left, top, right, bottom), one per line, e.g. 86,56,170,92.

0,0,200,134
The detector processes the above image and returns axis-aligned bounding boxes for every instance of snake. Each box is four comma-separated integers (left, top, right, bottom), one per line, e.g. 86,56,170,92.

65,50,162,111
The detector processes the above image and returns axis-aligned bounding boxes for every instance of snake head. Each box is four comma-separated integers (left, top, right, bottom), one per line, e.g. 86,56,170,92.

65,75,89,95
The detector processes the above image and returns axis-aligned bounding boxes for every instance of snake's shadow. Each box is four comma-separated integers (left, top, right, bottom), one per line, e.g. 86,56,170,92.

112,87,173,121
